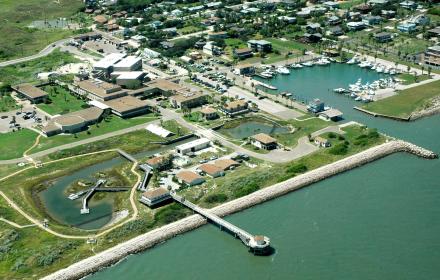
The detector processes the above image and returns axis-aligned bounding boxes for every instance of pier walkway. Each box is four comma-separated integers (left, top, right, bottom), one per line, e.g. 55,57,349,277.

117,149,137,163
170,192,270,254
137,165,153,191
81,180,106,214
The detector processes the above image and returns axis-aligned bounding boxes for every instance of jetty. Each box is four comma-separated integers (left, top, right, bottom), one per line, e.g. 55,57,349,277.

170,192,270,255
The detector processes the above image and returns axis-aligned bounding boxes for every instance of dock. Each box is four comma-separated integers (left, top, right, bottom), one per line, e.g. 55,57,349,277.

137,165,153,191
170,192,270,255
117,149,137,163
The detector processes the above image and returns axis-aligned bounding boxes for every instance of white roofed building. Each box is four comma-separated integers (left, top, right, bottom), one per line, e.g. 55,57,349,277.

146,124,174,138
175,138,211,155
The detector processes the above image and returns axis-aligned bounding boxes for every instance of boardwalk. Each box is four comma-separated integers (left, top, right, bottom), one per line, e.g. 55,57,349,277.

81,180,106,214
171,192,270,254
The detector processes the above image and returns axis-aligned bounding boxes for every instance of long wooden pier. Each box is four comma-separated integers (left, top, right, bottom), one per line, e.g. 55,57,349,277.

81,180,106,214
170,192,270,254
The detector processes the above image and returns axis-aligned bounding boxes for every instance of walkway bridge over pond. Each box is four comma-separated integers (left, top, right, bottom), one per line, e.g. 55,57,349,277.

170,192,270,255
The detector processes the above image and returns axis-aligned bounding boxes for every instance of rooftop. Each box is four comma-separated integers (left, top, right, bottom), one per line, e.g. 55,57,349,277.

113,56,142,68
214,159,239,170
252,133,277,144
12,84,48,99
176,138,210,151
224,100,248,110
93,53,126,69
177,170,204,183
199,163,223,175
103,96,149,113
143,188,169,199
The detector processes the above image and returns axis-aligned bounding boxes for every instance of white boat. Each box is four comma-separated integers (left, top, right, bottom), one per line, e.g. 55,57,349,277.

291,63,303,69
315,58,331,66
355,96,362,101
302,61,314,67
276,66,290,74
346,57,360,64
333,88,346,93
259,72,273,78
376,65,384,73
358,61,372,68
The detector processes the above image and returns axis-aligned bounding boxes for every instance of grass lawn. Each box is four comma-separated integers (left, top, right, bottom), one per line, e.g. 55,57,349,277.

0,50,79,86
30,115,158,154
362,79,440,118
37,85,88,115
276,118,330,147
397,73,431,85
0,129,39,160
178,25,204,34
0,93,19,112
0,0,84,62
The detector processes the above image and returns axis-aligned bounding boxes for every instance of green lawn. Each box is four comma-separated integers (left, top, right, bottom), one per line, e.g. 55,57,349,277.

0,129,39,160
397,73,431,85
362,80,440,118
0,50,79,87
276,118,330,147
0,94,18,112
0,0,84,62
37,85,88,115
30,115,158,154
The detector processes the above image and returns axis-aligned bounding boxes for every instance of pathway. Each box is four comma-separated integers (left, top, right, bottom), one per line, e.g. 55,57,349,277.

0,217,36,229
0,39,69,67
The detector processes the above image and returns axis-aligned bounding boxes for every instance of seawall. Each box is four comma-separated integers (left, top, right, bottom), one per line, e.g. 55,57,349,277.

42,140,437,280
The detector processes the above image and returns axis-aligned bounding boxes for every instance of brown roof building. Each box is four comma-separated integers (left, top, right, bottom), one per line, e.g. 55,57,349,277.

103,96,150,118
74,79,127,102
222,100,249,116
214,159,240,171
42,107,103,136
12,84,48,104
198,164,224,178
251,133,278,150
200,106,218,120
94,15,108,24
140,188,171,207
169,90,207,109
176,171,205,186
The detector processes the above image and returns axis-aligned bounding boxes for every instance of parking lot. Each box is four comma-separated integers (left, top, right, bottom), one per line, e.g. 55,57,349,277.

0,103,47,133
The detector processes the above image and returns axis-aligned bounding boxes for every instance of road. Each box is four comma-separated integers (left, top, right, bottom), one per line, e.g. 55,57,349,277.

170,28,212,41
0,38,69,67
0,118,159,165
160,108,319,163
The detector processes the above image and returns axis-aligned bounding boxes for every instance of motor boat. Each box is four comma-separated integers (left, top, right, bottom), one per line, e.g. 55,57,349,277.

302,61,314,67
276,66,290,74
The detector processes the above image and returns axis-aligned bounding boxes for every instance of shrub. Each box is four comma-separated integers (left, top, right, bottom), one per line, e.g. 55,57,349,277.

233,182,260,198
329,142,348,155
204,193,228,204
286,163,308,174
328,132,337,139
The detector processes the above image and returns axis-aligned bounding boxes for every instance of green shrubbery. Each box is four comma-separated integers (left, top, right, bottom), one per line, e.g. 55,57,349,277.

353,129,379,146
329,142,349,155
204,193,228,204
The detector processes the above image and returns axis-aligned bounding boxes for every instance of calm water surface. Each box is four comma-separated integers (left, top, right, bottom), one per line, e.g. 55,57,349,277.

88,65,440,279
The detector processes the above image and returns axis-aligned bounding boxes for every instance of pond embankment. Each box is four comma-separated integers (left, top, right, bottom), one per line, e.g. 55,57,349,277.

42,140,437,280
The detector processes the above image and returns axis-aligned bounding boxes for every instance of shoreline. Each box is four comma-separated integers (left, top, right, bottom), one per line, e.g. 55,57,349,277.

42,140,437,280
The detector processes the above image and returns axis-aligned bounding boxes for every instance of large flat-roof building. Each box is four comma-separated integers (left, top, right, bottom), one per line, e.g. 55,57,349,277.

112,71,145,89
12,84,48,104
103,96,150,118
93,53,126,74
176,138,211,155
74,79,127,102
42,107,103,136
113,56,142,72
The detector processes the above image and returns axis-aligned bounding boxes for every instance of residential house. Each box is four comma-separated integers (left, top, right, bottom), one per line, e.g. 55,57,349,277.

328,26,344,36
214,159,240,171
362,15,382,26
397,22,417,33
222,100,249,116
347,21,367,31
427,27,440,38
247,40,272,53
422,45,440,68
306,23,322,33
303,33,322,43
233,48,253,59
198,164,224,178
251,133,278,150
200,106,219,120
400,1,417,9
374,32,392,43
327,15,341,25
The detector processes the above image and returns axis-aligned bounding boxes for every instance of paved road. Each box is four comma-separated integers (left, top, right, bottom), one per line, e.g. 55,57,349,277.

228,86,304,120
0,39,69,67
0,119,159,165
160,108,318,163
170,28,212,41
